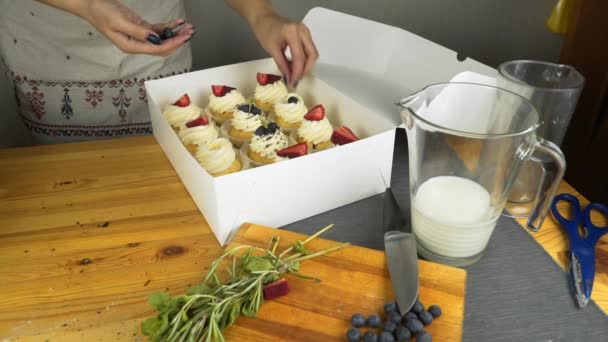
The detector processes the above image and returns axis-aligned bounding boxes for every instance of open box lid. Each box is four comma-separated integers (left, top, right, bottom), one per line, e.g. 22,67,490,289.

302,7,497,123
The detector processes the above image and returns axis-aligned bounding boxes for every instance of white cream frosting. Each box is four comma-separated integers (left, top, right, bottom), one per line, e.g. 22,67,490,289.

297,117,333,145
254,81,287,104
231,108,264,132
195,138,236,174
208,90,246,114
178,120,218,146
163,103,202,127
250,129,289,160
274,94,307,124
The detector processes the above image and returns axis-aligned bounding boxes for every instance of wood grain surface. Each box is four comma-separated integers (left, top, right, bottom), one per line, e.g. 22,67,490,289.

0,136,464,341
517,182,608,314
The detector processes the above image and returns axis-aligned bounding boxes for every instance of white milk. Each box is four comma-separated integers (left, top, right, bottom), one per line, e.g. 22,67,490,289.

411,176,498,259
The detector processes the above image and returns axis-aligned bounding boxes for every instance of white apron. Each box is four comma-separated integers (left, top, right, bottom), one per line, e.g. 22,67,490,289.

0,0,192,144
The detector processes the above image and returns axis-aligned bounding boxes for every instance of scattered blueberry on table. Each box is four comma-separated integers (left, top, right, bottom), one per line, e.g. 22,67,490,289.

389,311,402,324
347,327,361,342
351,313,366,328
416,330,432,342
345,300,442,341
428,305,442,318
418,311,433,326
367,314,382,328
379,331,396,342
363,330,378,342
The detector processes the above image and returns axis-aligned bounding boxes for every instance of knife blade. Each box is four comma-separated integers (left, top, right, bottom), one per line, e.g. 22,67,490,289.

383,188,419,313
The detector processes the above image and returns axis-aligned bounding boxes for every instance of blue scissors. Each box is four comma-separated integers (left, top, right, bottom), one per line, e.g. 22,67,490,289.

551,193,608,308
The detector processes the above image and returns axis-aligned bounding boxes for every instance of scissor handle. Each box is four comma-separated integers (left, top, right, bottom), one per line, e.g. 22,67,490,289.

551,193,582,232
582,202,608,243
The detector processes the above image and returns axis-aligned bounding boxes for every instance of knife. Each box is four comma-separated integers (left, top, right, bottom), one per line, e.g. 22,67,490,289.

383,188,419,314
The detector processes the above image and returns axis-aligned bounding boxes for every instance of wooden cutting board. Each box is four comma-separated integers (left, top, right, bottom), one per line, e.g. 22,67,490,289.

222,224,466,341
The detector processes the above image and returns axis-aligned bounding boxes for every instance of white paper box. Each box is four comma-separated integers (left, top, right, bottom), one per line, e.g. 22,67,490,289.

146,8,494,245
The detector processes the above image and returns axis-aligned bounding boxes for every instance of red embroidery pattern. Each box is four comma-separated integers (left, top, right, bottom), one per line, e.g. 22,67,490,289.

85,89,103,108
138,79,147,103
20,114,152,137
25,86,46,119
112,88,132,122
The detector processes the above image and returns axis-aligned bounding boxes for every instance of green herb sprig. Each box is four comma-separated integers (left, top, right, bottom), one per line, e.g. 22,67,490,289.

142,224,348,342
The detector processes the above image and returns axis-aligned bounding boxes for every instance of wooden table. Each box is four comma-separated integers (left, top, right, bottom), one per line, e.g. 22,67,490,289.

1,136,605,340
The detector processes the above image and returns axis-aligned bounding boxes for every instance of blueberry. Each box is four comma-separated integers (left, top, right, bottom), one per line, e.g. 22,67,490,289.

384,301,397,314
389,311,401,324
411,301,424,314
237,104,250,112
418,311,433,326
416,330,432,342
383,321,396,334
428,305,442,318
254,126,266,136
346,327,360,342
379,331,395,342
351,313,366,328
160,27,174,40
367,314,382,328
405,319,423,335
403,312,417,323
267,122,278,133
251,105,262,115
394,326,411,341
363,331,378,342
287,96,299,104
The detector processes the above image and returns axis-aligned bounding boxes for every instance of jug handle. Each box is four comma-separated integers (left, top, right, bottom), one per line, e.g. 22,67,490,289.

526,139,566,231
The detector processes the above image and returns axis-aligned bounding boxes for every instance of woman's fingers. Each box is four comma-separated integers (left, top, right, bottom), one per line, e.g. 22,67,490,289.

151,18,187,35
107,26,193,56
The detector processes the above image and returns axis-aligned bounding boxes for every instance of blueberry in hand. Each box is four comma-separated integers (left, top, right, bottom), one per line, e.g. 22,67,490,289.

379,331,395,342
346,327,360,342
351,313,366,328
389,311,401,324
428,305,442,318
403,312,417,323
406,318,423,335
416,330,432,342
363,330,378,342
384,301,397,314
411,300,424,314
418,311,433,326
383,321,396,334
287,96,299,104
160,27,174,40
395,326,411,341
367,314,382,328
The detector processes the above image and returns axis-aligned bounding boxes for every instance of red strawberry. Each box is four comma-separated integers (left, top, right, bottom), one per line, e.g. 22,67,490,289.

303,104,325,121
211,85,235,97
185,115,209,128
277,142,308,158
263,278,290,300
256,72,282,86
173,94,190,107
331,126,359,145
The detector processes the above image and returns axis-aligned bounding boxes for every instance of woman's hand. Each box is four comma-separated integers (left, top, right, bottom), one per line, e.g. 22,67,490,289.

37,0,194,56
224,0,319,87
251,13,319,87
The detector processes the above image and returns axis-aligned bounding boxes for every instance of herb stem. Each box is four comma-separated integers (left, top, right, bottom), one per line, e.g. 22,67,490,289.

278,224,334,258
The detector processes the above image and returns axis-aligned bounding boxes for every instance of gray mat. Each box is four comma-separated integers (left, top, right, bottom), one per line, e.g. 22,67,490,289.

282,128,608,341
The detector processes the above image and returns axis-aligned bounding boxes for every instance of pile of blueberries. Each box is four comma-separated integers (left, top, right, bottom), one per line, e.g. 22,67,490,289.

347,300,441,342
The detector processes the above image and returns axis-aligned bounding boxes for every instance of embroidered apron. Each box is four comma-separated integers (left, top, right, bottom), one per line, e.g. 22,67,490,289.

0,0,192,144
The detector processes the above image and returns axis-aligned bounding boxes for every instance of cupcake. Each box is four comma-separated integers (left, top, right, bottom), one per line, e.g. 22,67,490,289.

293,105,334,151
222,103,264,147
254,73,287,113
246,121,289,165
273,93,307,133
195,138,242,177
208,85,246,124
163,94,202,132
178,114,218,153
